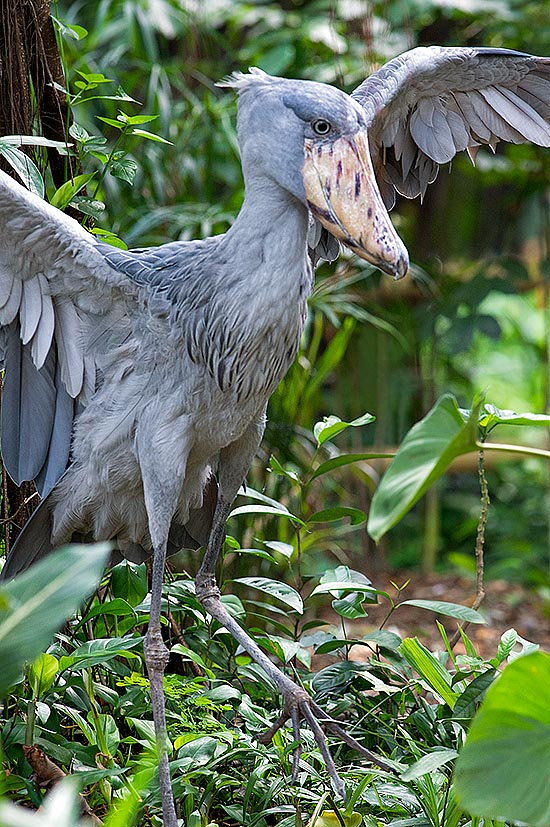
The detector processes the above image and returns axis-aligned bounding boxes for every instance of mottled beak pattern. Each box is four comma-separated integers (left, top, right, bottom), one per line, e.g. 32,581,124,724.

303,131,409,279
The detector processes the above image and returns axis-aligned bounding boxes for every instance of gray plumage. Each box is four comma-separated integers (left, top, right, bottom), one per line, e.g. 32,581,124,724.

353,46,550,207
2,49,550,575
2,48,550,815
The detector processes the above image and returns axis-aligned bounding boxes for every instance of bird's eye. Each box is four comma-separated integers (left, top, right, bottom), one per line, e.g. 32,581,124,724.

312,119,332,136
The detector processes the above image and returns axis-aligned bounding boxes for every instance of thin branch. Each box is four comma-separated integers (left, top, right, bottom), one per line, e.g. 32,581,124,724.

449,449,488,649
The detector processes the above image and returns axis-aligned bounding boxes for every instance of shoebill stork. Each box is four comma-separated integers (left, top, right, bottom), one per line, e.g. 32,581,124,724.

2,45,550,823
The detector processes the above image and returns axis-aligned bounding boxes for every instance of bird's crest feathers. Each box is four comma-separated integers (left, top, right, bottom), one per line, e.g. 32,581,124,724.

217,67,275,92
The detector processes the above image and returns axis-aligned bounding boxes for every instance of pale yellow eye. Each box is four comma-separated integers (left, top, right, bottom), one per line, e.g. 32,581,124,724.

311,118,332,136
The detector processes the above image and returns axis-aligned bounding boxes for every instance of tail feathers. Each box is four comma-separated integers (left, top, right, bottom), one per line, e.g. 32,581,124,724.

1,471,220,579
1,490,55,580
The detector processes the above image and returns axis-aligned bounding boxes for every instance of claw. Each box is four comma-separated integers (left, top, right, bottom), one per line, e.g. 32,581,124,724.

258,689,394,799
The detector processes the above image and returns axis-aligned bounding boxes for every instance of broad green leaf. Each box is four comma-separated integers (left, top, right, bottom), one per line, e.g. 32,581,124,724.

110,159,138,184
310,581,382,598
313,412,375,445
478,404,550,431
52,17,88,39
29,653,59,697
310,451,393,481
361,630,402,649
0,543,110,694
59,635,142,669
229,504,304,525
81,598,136,623
491,627,518,666
0,135,70,148
264,540,294,558
453,669,497,720
401,748,458,781
331,592,370,619
111,561,148,606
0,144,44,195
50,173,96,210
454,652,550,826
399,599,485,624
399,638,458,708
368,394,481,541
307,506,366,525
233,577,303,613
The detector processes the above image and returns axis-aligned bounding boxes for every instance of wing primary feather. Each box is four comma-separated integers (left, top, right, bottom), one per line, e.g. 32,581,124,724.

20,276,43,345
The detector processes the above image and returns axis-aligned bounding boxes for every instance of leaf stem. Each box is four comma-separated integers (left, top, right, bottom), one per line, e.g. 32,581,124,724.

479,441,550,460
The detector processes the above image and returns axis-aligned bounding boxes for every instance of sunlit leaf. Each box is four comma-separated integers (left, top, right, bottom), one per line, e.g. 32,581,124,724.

0,544,110,693
399,638,458,708
368,394,482,541
399,599,485,624
401,748,458,780
454,652,550,825
233,577,303,613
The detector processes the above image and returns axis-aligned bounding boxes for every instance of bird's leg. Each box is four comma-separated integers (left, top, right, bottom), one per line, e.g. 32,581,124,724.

139,442,182,827
144,538,177,827
195,419,393,799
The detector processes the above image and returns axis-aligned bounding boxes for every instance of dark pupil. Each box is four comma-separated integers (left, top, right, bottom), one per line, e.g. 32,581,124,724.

314,120,330,135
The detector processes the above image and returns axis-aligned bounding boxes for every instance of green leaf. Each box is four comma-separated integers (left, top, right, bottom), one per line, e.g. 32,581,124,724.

130,128,173,144
454,652,550,826
111,562,148,606
0,543,110,694
453,669,497,719
310,451,393,481
97,116,125,129
401,748,458,781
399,599,485,624
50,173,96,210
229,504,304,525
313,412,375,445
361,629,402,649
81,598,136,623
331,592,369,619
478,404,550,431
399,638,459,708
29,653,59,697
70,196,105,219
307,506,366,525
52,16,88,40
110,159,138,184
0,144,44,196
368,394,481,541
310,581,381,598
59,635,142,670
233,577,303,613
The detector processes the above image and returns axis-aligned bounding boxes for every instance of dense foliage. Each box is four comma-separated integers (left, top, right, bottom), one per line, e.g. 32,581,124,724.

1,1,550,825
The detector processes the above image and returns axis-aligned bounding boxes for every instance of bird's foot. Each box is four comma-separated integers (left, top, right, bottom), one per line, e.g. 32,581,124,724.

257,681,394,799
196,582,393,798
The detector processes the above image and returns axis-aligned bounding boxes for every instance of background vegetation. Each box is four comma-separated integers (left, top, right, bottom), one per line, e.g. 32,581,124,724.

1,0,550,825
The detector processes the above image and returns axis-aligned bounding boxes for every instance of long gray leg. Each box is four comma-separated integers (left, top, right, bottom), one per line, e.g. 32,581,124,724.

195,416,393,798
138,434,182,827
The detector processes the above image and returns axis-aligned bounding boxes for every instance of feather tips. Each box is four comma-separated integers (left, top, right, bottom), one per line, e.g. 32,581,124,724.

358,46,550,204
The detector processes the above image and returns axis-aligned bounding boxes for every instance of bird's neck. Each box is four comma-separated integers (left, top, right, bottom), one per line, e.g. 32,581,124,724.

222,180,312,295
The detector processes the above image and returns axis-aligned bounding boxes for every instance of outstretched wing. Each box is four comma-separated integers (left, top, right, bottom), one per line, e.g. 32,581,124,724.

352,46,550,208
0,170,139,494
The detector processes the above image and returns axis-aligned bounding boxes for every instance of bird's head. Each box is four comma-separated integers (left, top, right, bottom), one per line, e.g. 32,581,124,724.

222,69,408,279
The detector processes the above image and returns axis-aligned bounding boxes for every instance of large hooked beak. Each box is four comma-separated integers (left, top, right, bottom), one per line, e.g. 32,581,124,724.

303,131,409,279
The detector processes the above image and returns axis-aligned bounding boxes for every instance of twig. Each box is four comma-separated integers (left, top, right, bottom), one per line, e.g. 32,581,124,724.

0,490,40,527
449,448,488,649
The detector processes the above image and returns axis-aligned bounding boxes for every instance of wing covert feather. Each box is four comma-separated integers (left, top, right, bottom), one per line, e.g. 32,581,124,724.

352,47,550,208
0,169,140,493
